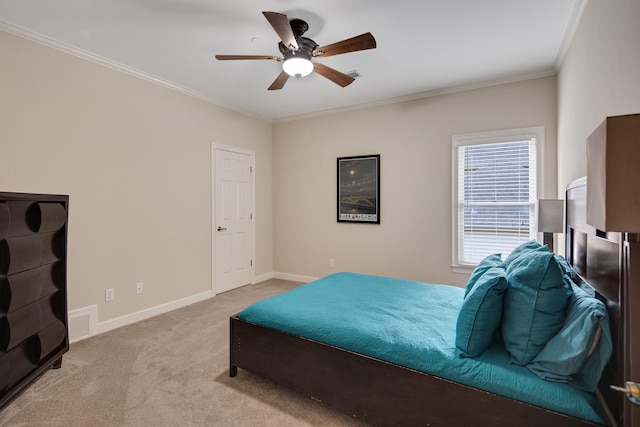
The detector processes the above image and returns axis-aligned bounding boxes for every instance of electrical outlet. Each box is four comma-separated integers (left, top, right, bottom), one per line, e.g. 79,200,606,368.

329,259,335,268
136,282,143,294
105,288,114,301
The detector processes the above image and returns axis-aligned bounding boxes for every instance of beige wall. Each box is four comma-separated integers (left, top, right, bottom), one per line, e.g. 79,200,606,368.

273,77,558,287
0,31,273,322
557,0,640,194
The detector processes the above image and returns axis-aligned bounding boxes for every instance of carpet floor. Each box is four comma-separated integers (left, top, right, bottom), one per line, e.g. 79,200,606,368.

0,279,368,426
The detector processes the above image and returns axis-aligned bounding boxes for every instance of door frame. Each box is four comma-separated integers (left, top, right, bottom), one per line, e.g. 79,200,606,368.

211,143,256,295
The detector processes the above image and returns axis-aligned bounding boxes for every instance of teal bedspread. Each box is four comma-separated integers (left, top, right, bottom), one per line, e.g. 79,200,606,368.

239,272,605,424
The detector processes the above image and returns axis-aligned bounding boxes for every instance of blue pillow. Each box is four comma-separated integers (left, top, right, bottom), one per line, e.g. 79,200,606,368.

456,265,508,357
464,253,503,297
504,240,547,267
527,282,612,392
555,254,579,283
502,250,572,365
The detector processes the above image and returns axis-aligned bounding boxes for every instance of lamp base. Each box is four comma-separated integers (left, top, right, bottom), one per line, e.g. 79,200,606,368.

543,232,554,253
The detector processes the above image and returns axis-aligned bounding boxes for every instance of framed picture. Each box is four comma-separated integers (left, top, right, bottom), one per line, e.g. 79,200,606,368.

337,154,380,223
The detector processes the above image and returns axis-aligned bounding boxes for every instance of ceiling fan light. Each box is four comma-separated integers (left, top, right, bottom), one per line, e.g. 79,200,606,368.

282,57,314,78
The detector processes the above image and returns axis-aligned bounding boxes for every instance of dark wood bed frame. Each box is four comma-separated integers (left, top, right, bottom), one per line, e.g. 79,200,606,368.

230,177,636,427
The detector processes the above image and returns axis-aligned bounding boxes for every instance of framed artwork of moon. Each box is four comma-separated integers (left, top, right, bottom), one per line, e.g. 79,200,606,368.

337,155,380,224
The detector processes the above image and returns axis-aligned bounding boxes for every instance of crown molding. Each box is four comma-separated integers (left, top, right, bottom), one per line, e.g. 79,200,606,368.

274,69,557,123
554,0,589,69
0,20,270,123
2,16,569,125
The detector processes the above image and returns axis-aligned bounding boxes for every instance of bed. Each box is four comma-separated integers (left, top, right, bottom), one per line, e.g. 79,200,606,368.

229,177,634,426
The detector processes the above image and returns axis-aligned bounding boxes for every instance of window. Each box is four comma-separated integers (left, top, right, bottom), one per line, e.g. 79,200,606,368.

452,127,544,271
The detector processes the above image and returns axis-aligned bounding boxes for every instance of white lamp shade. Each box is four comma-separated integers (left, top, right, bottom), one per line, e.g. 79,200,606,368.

282,58,314,77
537,199,564,233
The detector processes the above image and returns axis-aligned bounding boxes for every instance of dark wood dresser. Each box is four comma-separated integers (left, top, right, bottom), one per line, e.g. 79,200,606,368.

0,192,69,409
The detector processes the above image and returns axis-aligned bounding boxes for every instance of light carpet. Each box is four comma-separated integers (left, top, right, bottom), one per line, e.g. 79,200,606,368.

0,279,367,427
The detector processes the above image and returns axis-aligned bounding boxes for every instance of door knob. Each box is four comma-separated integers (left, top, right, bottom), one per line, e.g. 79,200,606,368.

611,381,640,405
217,226,227,232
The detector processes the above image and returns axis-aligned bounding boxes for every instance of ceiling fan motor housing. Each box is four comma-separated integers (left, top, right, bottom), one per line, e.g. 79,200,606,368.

279,37,318,61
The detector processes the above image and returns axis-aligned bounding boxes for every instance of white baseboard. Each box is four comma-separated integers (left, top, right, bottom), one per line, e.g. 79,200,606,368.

252,271,274,284
253,271,318,284
68,290,212,343
68,272,318,343
273,272,319,283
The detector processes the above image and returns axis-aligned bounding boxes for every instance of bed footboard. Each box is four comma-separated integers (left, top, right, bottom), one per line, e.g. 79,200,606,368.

229,315,601,427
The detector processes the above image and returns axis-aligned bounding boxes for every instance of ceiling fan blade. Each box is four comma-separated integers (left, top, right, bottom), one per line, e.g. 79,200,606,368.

313,63,355,88
313,32,376,58
268,71,289,90
215,55,281,61
262,11,299,51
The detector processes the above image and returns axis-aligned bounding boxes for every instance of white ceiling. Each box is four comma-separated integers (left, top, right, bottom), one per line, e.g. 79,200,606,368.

0,0,584,121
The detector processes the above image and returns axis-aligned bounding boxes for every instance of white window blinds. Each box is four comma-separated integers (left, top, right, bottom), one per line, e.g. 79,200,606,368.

453,132,538,267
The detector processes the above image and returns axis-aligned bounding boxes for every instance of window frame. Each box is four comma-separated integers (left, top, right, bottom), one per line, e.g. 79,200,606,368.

451,126,545,273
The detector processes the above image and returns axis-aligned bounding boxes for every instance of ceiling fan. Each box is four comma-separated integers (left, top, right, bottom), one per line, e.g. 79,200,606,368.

215,11,377,90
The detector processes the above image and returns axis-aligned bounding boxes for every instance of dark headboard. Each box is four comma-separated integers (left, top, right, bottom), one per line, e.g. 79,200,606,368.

565,177,624,426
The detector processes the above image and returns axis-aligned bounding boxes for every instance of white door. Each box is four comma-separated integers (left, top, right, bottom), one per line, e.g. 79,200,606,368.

213,147,254,293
